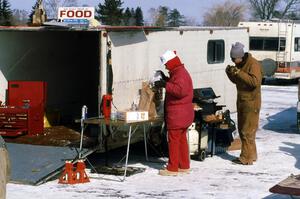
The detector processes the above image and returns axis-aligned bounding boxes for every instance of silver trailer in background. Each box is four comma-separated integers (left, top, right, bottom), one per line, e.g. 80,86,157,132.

239,21,300,80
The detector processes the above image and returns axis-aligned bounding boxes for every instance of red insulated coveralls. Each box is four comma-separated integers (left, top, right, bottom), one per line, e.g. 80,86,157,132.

165,63,194,172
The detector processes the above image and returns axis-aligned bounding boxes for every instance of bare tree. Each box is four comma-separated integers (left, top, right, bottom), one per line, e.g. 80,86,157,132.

249,0,300,20
203,0,245,26
155,6,169,27
63,0,78,7
44,0,78,19
147,7,168,26
249,0,279,19
184,16,198,26
278,0,300,18
147,8,158,26
12,9,28,25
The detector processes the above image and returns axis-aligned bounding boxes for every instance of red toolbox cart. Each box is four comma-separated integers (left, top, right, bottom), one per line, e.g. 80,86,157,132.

0,81,47,136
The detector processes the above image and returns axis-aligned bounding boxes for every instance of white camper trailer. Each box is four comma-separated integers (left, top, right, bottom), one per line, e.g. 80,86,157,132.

105,26,248,113
239,21,300,79
0,26,248,148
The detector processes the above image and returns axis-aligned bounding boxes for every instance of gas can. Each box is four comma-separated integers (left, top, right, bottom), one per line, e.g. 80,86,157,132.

102,94,112,119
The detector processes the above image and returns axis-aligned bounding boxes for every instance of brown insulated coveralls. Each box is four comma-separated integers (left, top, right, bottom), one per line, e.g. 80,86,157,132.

226,53,262,164
0,136,10,199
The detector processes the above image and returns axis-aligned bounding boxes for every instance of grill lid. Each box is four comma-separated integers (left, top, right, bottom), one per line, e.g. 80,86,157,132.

193,87,219,100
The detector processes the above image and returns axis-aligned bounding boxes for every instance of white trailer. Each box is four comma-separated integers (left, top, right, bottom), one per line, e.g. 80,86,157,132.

0,26,248,153
0,26,248,120
239,21,300,79
0,26,248,184
105,26,249,113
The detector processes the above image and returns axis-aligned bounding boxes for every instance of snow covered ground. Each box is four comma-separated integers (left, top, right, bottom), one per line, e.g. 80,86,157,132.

6,84,300,199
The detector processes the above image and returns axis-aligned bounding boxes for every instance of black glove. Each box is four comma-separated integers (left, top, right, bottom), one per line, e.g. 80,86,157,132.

154,79,166,88
226,65,240,75
156,70,168,81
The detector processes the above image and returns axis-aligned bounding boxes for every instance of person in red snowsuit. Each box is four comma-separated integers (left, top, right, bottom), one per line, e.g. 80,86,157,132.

155,50,194,176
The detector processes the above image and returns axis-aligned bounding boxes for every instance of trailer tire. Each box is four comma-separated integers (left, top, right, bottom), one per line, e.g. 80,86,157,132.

198,150,206,161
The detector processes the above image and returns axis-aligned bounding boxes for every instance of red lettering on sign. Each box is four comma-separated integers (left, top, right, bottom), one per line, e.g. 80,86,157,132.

84,11,92,18
76,11,83,17
60,10,66,18
59,9,93,19
67,11,74,17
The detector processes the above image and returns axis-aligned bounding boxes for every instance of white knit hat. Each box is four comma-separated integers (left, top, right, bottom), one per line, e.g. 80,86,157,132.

160,50,177,66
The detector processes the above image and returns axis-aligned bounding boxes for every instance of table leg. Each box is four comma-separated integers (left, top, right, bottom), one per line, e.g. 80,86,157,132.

211,125,216,157
102,123,109,166
123,125,132,181
143,124,148,161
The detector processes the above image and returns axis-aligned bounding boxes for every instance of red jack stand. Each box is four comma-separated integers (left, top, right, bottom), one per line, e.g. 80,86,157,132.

74,160,90,183
58,161,77,184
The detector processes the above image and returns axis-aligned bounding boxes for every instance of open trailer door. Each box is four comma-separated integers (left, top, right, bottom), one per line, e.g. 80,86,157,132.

0,27,102,184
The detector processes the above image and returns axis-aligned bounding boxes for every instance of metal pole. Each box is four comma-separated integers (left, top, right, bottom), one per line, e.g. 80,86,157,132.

143,124,148,161
79,105,87,159
123,125,132,181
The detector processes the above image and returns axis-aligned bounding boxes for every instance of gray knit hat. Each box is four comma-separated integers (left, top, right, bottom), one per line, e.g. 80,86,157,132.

230,42,245,58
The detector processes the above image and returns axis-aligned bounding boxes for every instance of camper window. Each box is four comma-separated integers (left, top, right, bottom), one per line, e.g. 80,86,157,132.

295,38,300,51
250,37,285,51
207,40,225,64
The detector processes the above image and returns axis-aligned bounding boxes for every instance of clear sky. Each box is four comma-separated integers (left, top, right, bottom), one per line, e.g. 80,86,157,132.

8,0,237,24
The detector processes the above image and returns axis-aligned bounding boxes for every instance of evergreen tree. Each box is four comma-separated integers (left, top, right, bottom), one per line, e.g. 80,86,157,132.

135,7,144,26
167,9,185,27
129,8,135,25
0,0,12,26
130,8,135,17
95,0,124,25
123,7,131,26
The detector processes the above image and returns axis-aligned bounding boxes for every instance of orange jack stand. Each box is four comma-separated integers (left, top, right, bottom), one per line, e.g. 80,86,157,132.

74,160,90,183
58,161,77,184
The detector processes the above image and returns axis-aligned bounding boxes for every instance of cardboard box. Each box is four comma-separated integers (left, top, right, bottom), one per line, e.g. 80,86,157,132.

117,111,148,122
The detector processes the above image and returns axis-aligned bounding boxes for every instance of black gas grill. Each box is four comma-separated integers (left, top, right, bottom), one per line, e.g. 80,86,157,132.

193,87,235,157
193,87,225,116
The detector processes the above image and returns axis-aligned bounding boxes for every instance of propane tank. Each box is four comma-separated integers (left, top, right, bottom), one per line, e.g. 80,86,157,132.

188,123,199,154
188,123,208,155
102,94,112,119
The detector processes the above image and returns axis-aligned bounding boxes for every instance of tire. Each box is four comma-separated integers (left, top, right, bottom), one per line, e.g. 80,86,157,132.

198,150,206,161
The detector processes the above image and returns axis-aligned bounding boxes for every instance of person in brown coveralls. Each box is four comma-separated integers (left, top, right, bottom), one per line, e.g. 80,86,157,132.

225,42,262,165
